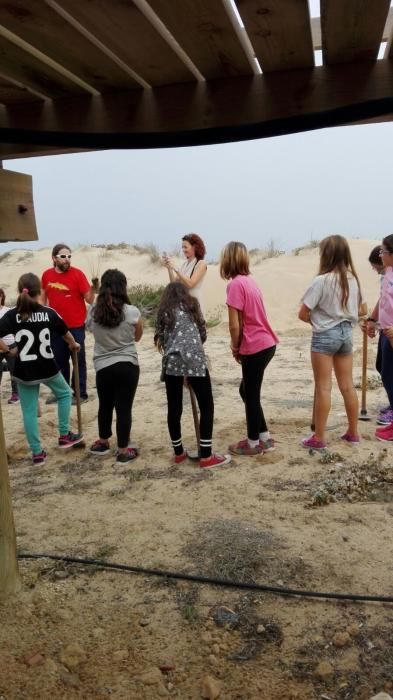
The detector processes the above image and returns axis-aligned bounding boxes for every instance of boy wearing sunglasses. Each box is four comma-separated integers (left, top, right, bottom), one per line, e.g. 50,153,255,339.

41,243,97,404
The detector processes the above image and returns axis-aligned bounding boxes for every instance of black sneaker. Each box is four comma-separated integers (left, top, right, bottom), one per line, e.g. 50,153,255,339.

89,440,110,455
58,432,84,449
72,395,89,405
116,447,139,463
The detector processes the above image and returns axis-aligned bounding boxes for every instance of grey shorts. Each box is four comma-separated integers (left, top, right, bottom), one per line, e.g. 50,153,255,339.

311,321,353,356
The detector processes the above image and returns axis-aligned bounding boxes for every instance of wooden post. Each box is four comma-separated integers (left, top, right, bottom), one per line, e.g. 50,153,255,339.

0,400,21,595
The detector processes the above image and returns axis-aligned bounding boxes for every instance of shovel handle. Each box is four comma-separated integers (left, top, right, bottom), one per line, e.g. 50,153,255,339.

361,331,368,414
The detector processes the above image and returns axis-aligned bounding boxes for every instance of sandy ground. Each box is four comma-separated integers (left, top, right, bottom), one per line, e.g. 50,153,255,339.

1,241,393,700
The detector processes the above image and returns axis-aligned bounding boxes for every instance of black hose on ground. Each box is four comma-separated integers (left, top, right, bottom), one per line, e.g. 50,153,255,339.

18,552,393,604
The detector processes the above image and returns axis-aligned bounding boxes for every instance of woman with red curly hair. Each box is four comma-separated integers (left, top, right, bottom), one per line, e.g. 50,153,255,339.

162,233,207,312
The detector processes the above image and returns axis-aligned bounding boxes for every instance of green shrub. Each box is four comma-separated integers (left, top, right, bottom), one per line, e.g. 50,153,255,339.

128,284,165,324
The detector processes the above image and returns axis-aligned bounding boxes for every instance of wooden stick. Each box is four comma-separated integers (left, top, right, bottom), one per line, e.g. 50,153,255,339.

71,349,83,435
0,399,21,595
310,387,316,432
360,330,368,418
188,386,200,450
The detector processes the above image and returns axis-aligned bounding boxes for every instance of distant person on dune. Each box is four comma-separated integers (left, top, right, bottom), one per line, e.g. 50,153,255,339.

162,233,207,314
299,235,362,450
220,241,278,456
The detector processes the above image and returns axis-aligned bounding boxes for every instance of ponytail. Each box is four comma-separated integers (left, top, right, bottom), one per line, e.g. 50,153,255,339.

17,273,41,320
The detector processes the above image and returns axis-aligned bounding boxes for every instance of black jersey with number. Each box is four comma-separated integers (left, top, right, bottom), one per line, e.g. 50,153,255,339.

0,305,68,384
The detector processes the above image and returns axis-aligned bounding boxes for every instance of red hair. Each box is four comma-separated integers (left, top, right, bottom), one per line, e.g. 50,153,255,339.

182,233,206,261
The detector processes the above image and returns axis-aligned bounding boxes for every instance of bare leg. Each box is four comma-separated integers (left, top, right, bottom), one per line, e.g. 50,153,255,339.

333,353,359,437
311,352,333,443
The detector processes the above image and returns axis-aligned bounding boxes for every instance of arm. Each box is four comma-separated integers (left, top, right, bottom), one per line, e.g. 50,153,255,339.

63,331,80,352
41,289,48,305
162,255,177,282
228,305,242,362
298,303,312,324
134,318,143,342
365,300,379,337
84,287,96,305
176,263,207,290
0,338,11,354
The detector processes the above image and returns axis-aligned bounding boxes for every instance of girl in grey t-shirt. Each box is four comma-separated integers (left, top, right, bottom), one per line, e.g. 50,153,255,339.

86,269,143,463
298,235,362,451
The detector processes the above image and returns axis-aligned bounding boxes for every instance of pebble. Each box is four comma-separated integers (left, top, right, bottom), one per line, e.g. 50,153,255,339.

59,643,87,670
256,624,266,634
167,683,174,691
201,674,222,699
370,695,393,700
139,617,151,627
59,671,80,688
23,652,45,667
314,660,334,681
332,631,351,648
211,644,220,655
201,632,212,643
139,667,163,686
346,623,360,638
112,650,128,662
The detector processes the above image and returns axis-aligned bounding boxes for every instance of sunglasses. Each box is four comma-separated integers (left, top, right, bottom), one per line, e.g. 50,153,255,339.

56,254,72,259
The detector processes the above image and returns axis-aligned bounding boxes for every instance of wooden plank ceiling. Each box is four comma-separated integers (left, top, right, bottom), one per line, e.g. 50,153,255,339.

0,0,392,158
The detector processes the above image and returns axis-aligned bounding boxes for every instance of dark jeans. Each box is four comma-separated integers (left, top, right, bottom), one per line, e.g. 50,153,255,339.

96,361,139,448
376,332,382,376
239,345,276,440
52,325,88,399
164,371,214,458
0,343,18,395
380,334,393,408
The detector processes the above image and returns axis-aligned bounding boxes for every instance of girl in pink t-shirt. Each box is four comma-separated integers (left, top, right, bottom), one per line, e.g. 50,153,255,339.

220,242,279,456
368,235,393,442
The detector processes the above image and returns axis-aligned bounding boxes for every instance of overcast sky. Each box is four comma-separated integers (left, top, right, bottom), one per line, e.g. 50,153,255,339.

4,120,392,259
3,0,392,258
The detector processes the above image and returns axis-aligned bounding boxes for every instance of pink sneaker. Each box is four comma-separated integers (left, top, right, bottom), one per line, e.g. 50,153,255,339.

58,432,84,449
259,438,275,452
301,435,327,450
32,450,47,465
375,425,393,442
229,438,263,456
200,453,231,468
341,433,360,444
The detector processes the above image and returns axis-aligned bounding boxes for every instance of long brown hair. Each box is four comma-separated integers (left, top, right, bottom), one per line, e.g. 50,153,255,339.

17,273,41,320
154,282,205,351
220,241,250,280
93,269,129,328
318,235,361,309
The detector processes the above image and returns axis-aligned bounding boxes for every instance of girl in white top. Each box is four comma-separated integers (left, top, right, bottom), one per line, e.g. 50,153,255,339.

0,287,19,403
162,233,207,313
298,235,362,450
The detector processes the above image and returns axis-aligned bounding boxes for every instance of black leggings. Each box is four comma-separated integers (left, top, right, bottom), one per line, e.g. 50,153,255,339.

96,362,139,448
239,345,276,440
164,371,214,458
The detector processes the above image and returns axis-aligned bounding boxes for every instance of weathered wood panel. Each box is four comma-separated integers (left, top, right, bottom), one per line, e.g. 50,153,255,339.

321,0,390,64
56,0,196,86
235,0,314,71
0,0,140,92
147,0,252,78
1,61,392,157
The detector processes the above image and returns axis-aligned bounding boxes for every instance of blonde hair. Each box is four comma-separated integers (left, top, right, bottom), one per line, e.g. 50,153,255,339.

319,235,361,309
220,241,250,280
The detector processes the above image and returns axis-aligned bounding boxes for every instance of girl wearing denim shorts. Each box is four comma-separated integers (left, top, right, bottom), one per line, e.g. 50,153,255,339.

299,235,362,450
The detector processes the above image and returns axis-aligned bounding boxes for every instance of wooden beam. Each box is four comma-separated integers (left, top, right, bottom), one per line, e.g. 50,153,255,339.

0,0,141,93
321,0,390,64
146,0,252,78
0,61,392,157
312,9,393,51
54,0,196,86
235,0,314,71
0,75,43,105
0,402,21,596
0,33,90,98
